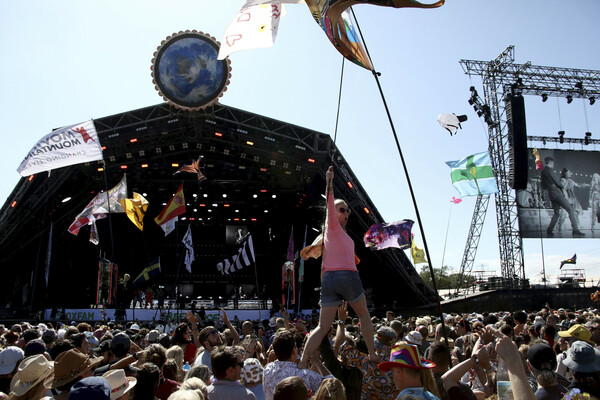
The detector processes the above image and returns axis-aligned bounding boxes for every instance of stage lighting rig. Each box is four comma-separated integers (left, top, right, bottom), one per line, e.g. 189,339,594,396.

585,132,592,145
541,93,548,102
566,95,573,104
590,97,596,105
558,130,565,144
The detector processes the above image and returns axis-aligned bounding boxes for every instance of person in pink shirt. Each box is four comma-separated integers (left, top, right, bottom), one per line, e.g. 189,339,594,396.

298,166,377,369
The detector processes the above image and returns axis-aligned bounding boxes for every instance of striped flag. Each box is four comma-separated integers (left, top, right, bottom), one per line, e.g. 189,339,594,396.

182,225,195,273
446,151,498,197
216,234,256,275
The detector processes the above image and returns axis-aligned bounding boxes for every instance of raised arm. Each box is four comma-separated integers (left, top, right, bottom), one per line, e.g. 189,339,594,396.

220,308,240,345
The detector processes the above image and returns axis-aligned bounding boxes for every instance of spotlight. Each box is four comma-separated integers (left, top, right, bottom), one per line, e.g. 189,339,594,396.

585,132,592,145
590,97,596,106
541,94,548,102
558,130,565,144
566,95,573,104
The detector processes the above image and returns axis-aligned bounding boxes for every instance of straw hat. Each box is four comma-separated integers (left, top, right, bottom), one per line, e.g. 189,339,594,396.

52,349,102,388
102,369,137,400
10,354,54,396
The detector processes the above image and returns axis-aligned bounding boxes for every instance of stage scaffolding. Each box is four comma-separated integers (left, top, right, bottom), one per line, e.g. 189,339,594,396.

456,46,600,290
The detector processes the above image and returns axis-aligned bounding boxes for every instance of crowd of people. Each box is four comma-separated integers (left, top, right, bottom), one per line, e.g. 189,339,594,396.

0,304,598,400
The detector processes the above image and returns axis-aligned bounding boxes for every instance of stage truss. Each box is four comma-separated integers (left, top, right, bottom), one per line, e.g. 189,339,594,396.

456,46,600,291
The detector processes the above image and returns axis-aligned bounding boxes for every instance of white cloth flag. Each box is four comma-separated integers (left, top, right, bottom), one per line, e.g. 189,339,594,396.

216,234,255,275
17,120,104,176
218,2,289,60
68,175,128,235
182,225,195,273
160,217,178,237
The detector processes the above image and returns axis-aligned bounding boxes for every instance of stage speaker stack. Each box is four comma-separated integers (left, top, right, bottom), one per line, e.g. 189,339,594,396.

505,94,528,190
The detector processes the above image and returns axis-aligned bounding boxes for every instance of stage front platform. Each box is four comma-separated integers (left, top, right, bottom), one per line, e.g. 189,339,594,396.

44,307,314,323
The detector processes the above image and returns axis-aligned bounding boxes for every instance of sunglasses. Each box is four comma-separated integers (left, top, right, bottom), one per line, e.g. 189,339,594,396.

338,207,351,214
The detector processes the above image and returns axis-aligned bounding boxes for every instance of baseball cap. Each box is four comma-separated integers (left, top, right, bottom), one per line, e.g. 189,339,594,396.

557,324,593,344
527,343,557,371
68,377,111,400
0,347,25,375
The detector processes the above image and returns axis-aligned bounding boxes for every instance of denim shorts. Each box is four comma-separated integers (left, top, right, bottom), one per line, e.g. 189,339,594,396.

321,270,365,307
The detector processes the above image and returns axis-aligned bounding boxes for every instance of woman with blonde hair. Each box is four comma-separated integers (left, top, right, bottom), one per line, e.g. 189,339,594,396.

313,378,346,400
589,173,600,232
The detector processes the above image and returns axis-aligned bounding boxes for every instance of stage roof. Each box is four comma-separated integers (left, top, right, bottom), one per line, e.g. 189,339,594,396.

0,102,438,313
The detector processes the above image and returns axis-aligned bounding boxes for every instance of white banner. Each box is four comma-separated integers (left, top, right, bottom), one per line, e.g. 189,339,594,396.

17,120,104,176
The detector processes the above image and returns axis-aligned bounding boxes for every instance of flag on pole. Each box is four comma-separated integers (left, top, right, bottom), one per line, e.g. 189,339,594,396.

182,225,195,273
299,225,307,282
174,157,207,182
560,254,576,269
154,184,185,236
68,175,128,235
216,234,255,275
45,222,53,287
133,258,161,288
411,234,427,264
17,120,104,176
218,2,290,60
364,220,414,250
446,151,498,197
120,192,149,231
287,226,294,262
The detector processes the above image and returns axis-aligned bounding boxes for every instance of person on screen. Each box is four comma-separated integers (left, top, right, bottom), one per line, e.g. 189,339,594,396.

540,157,585,237
589,173,600,233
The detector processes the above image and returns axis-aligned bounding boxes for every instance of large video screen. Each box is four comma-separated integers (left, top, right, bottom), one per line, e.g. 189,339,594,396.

517,148,600,239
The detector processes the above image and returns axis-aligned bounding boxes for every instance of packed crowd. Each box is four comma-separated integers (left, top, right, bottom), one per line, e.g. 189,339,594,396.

0,304,599,400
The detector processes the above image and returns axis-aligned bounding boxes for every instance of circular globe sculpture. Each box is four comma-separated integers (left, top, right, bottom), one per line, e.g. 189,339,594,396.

151,30,231,111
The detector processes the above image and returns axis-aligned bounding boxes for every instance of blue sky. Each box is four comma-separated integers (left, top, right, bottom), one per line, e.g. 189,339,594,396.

1,1,599,285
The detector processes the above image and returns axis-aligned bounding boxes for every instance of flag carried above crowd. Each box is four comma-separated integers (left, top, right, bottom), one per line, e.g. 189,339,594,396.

446,151,498,197
218,0,444,70
17,120,104,176
154,183,186,236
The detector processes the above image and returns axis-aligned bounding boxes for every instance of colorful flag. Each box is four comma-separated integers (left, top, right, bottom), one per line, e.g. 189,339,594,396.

120,192,149,231
560,254,576,269
450,196,462,204
182,225,195,273
218,2,288,60
364,220,414,250
411,235,427,264
216,234,255,275
299,225,307,282
305,0,444,70
446,151,498,197
174,157,207,182
133,258,161,288
154,184,186,236
17,120,104,176
68,175,128,235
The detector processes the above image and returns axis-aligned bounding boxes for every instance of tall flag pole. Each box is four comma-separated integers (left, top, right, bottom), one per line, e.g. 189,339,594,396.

297,225,307,313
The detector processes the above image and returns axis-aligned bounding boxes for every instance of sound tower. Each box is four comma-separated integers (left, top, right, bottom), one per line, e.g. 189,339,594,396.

505,94,528,190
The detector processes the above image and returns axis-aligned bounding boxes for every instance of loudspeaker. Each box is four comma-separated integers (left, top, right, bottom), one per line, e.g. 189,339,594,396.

505,94,528,190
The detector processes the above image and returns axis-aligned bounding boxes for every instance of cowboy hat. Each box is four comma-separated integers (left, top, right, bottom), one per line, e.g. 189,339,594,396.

102,369,137,400
52,349,102,389
10,354,54,396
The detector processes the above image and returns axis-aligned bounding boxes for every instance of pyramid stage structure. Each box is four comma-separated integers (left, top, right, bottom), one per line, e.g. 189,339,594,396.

0,102,438,320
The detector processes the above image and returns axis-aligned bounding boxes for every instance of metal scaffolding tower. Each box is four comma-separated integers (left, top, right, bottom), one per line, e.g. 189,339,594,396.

457,45,600,289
